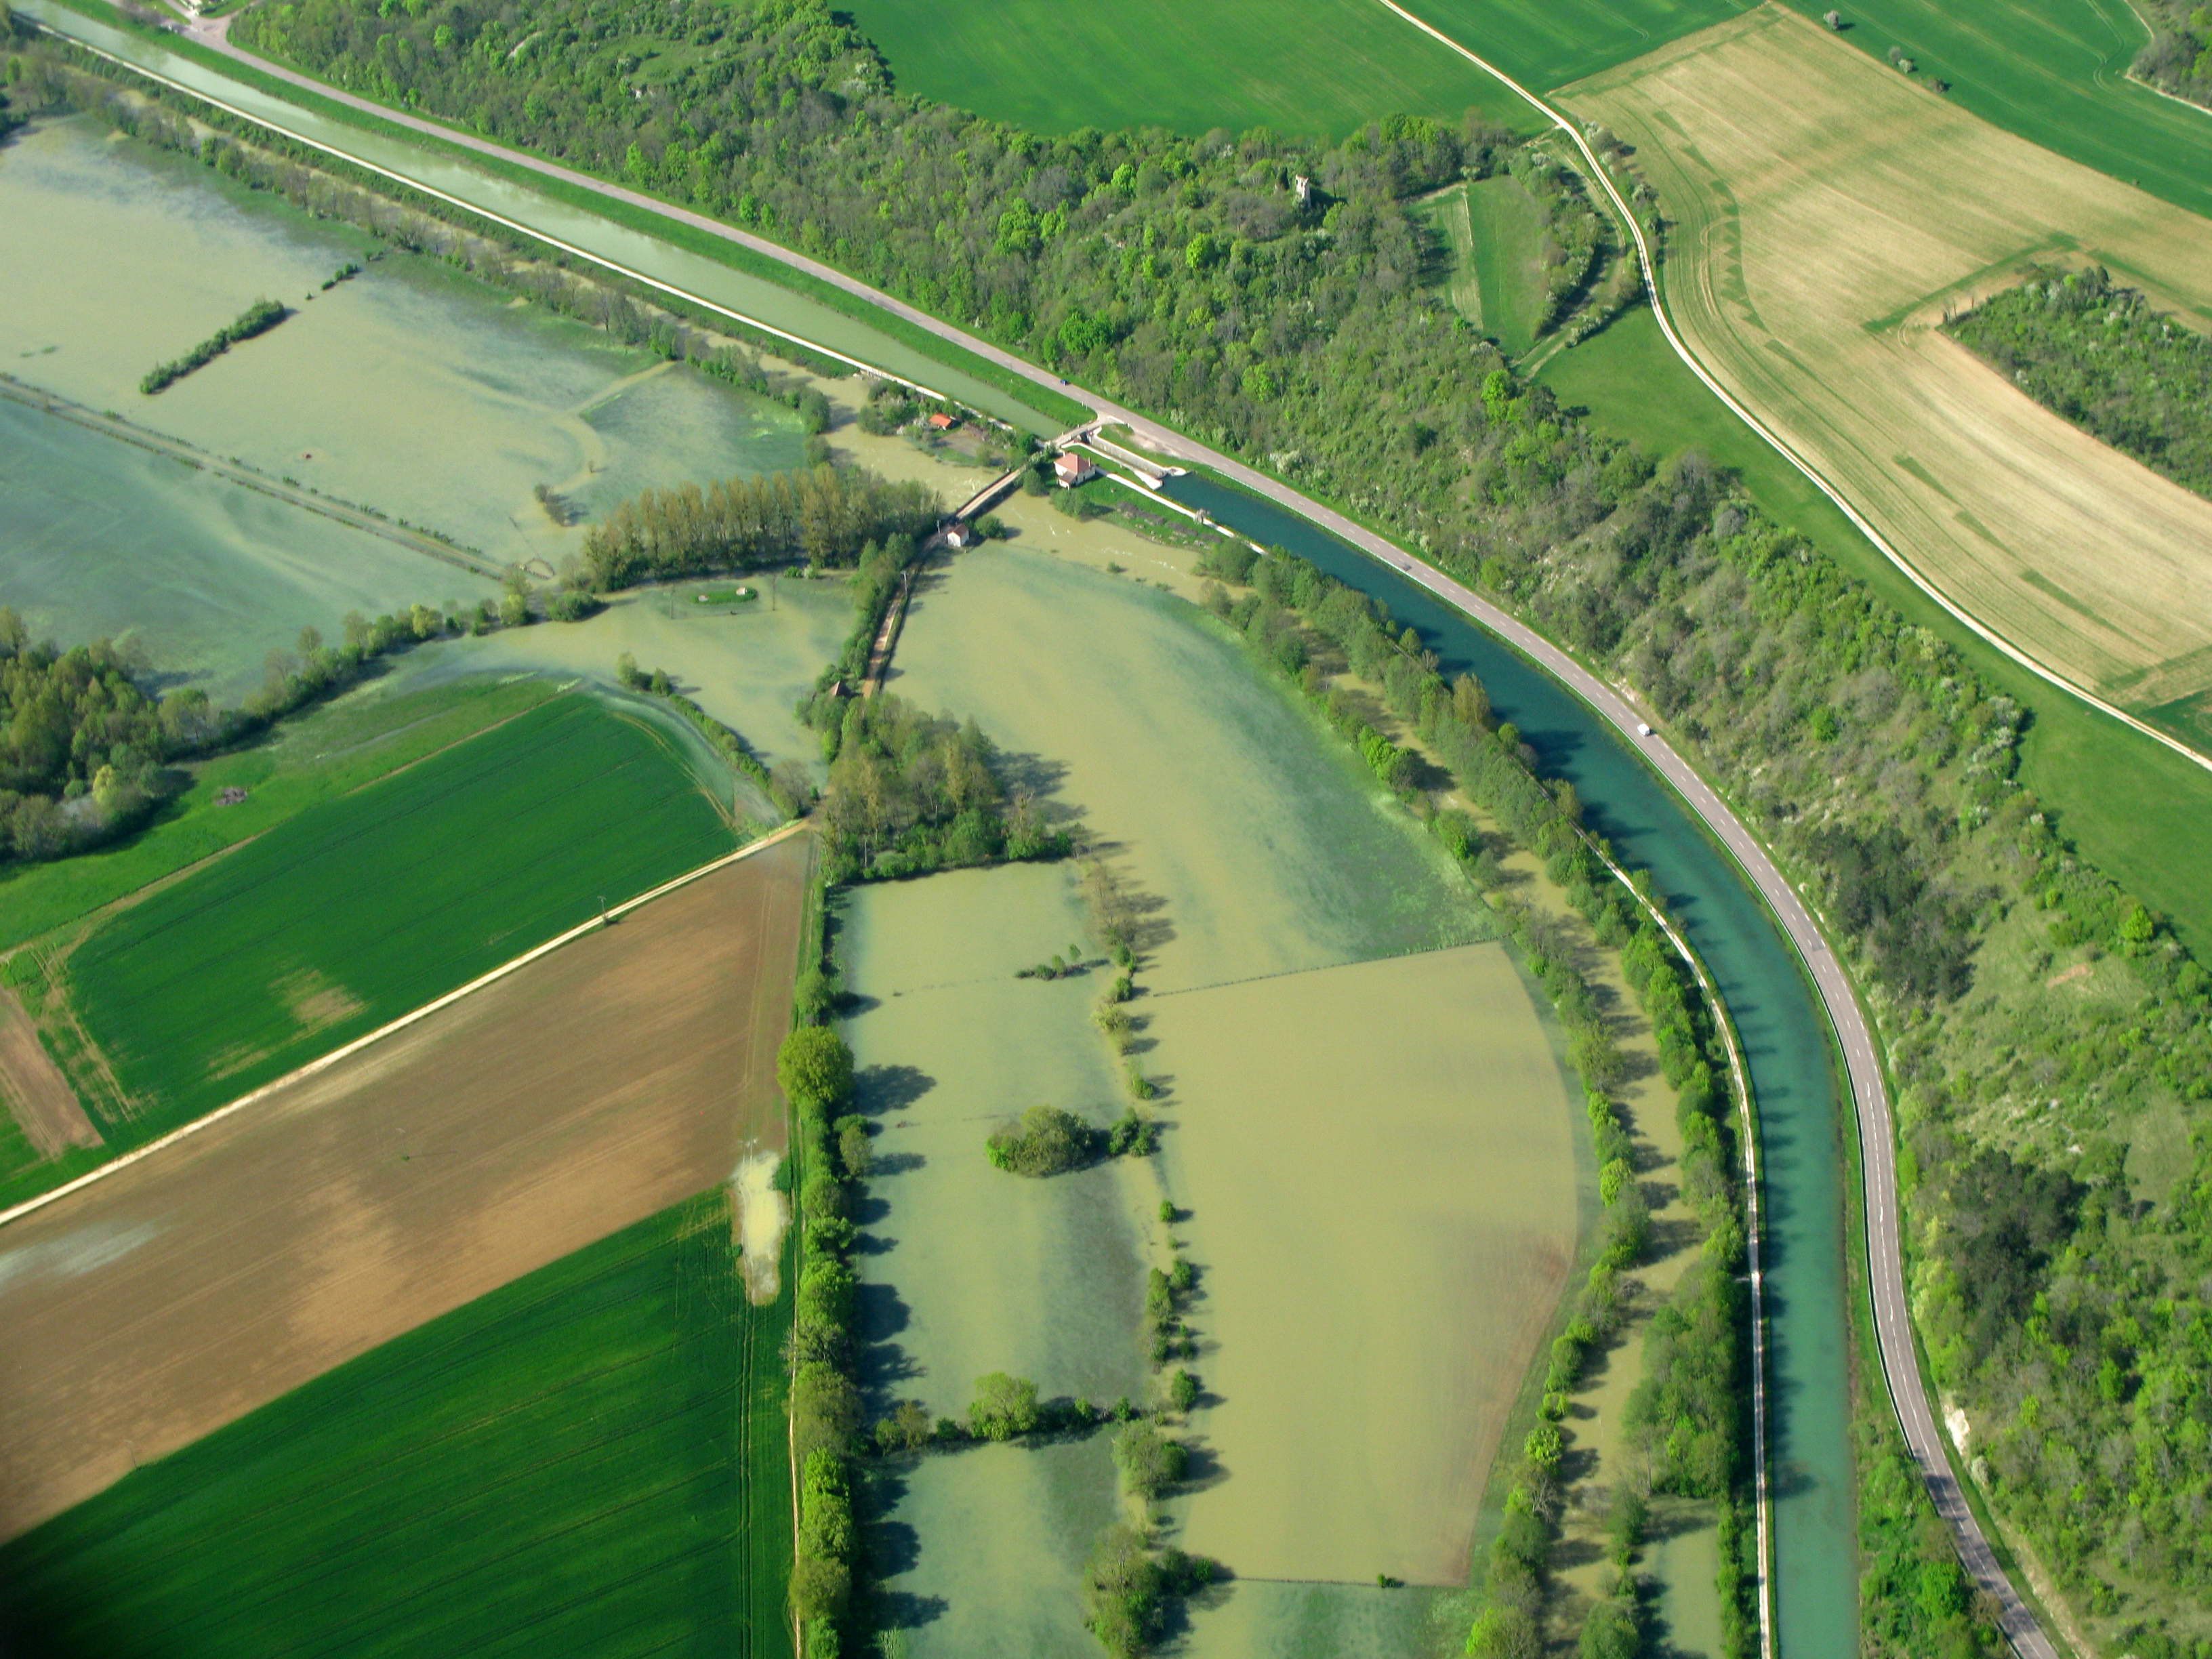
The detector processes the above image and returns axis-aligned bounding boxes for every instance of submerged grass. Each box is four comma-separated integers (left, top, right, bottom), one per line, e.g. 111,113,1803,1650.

0,1190,794,1659
45,691,733,1144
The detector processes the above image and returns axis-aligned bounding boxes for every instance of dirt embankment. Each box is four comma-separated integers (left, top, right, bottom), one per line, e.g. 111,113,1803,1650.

0,832,810,1539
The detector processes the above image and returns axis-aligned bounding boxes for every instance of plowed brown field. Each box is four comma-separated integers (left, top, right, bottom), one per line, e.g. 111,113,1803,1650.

0,831,809,1539
1565,5,2212,720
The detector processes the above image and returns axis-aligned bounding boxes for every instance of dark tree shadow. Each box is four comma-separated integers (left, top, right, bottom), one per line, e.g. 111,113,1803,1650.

856,1063,935,1118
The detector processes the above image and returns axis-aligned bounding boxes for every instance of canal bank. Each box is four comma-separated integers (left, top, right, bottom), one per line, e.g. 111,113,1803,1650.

1163,472,1860,1659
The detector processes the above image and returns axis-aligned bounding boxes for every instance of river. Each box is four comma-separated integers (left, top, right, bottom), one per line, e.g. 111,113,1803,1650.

1164,474,1859,1659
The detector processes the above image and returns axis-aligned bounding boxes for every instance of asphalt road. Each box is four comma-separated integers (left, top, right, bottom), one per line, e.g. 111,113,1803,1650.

92,14,2061,1650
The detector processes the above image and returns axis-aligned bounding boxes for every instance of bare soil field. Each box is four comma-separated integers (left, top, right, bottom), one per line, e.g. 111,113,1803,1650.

0,988,98,1159
0,831,808,1539
1565,5,2212,718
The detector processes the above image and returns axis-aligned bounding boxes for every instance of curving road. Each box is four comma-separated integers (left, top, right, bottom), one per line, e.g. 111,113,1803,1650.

43,9,2055,1652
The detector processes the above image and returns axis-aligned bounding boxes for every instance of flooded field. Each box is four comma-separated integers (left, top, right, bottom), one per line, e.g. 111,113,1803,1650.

0,115,805,668
861,548,1589,1654
416,577,855,779
1151,945,1584,1589
838,863,1150,1655
870,1439,1123,1659
0,391,491,703
839,864,1151,1419
893,547,1488,994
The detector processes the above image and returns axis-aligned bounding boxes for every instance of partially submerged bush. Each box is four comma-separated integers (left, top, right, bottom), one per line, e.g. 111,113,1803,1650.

1113,1421,1188,1500
986,1105,1100,1175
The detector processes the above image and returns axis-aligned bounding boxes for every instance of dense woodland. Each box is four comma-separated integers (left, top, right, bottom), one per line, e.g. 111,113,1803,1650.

1948,266,2212,499
2132,0,2212,109
19,0,2212,1641
578,462,940,589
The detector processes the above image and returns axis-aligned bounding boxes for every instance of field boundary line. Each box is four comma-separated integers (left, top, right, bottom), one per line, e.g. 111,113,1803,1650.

0,819,806,1232
1371,0,2212,781
1367,5,2100,1654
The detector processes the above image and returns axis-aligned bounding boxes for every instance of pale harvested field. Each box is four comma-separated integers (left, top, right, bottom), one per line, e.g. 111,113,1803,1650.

1150,942,1582,1587
0,832,808,1538
1566,5,2212,714
0,985,98,1158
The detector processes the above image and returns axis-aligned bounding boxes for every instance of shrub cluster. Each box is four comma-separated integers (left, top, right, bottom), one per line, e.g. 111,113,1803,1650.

140,296,287,394
984,1105,1154,1176
581,463,940,591
811,693,1067,882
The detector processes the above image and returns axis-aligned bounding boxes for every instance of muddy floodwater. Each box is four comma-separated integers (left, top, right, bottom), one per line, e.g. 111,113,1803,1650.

0,116,806,693
857,546,1586,1654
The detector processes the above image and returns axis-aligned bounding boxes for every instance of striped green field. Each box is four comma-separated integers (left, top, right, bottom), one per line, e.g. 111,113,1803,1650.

1769,0,2212,222
842,0,1533,138
37,692,735,1149
0,1191,792,1659
1415,176,1550,352
0,674,562,957
1395,0,1757,89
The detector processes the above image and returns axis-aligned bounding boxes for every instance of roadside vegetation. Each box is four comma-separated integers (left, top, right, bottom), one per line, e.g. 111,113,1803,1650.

1947,266,2212,500
2132,0,2212,108
0,1191,792,1658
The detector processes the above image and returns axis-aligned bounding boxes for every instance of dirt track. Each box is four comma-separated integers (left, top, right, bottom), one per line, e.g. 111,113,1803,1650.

0,987,99,1158
0,832,808,1539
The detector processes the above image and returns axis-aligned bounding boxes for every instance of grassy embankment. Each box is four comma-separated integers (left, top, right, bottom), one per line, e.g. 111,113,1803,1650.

1413,175,1551,354
28,0,1090,433
4,691,735,1175
0,1191,795,1659
1538,304,2212,957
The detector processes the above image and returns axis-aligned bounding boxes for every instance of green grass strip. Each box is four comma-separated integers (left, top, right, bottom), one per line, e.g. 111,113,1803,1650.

35,0,1086,430
0,1191,794,1659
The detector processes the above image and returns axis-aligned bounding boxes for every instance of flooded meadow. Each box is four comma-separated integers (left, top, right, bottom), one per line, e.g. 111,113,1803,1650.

848,545,1595,1654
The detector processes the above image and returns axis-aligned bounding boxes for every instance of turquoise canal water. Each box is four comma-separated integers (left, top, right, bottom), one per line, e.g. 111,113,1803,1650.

1165,476,1858,1657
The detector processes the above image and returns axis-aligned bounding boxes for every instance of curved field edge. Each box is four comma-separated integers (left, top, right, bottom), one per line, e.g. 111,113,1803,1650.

0,1191,795,1659
1536,306,2212,957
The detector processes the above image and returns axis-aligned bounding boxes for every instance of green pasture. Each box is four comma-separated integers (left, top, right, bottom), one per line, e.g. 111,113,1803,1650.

0,674,558,956
1461,174,1551,352
841,0,1532,138
0,1192,794,1659
1769,0,2212,223
1395,0,1756,91
1540,304,2212,953
50,692,733,1143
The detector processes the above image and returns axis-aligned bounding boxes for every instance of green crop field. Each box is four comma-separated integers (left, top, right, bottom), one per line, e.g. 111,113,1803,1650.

43,692,735,1144
1396,0,1757,89
1541,304,2212,954
1415,177,1551,352
840,0,1532,138
0,674,561,957
1769,0,2212,222
0,1191,794,1659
